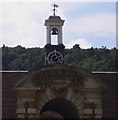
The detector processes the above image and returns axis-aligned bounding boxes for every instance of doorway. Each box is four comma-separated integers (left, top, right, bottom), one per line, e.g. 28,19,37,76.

40,98,79,119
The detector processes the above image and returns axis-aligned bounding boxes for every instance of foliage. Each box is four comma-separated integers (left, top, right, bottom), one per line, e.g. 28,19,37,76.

2,45,118,71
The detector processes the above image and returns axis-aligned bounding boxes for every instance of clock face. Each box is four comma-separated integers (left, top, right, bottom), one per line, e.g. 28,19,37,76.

47,50,64,64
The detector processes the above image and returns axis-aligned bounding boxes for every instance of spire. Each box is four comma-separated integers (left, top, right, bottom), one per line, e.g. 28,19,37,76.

52,3,58,16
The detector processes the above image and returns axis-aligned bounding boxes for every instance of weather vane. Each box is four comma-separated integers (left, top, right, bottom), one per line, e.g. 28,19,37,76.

52,3,59,16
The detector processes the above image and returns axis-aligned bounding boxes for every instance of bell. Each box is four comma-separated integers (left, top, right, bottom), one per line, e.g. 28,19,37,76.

51,28,58,35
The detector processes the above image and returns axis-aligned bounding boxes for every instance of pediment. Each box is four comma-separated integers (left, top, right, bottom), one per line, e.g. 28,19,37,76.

15,64,107,91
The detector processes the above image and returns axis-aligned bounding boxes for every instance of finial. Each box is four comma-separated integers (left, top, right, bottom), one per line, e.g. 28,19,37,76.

52,3,58,16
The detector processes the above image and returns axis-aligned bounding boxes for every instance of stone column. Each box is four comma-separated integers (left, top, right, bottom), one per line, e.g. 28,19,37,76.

46,26,51,44
58,26,62,44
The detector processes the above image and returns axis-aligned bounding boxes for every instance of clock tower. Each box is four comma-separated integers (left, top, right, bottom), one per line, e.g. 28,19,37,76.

44,4,65,65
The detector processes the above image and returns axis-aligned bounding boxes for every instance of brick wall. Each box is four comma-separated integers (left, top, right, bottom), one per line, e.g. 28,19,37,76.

2,72,27,118
94,72,117,118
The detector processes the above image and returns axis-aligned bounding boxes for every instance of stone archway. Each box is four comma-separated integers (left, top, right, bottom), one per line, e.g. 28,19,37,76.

15,64,106,118
39,98,79,119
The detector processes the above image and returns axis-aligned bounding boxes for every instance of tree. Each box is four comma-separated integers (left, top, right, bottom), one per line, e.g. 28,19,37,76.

73,44,81,49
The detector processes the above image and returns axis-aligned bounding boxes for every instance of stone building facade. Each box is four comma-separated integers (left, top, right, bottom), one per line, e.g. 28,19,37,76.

2,66,117,119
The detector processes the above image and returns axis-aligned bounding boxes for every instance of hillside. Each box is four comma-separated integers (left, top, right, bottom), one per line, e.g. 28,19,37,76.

2,45,118,71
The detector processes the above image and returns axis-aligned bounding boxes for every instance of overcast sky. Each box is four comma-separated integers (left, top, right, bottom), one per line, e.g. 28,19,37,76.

0,0,117,49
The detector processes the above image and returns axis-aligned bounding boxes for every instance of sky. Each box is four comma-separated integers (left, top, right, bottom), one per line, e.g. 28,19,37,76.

0,0,117,49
